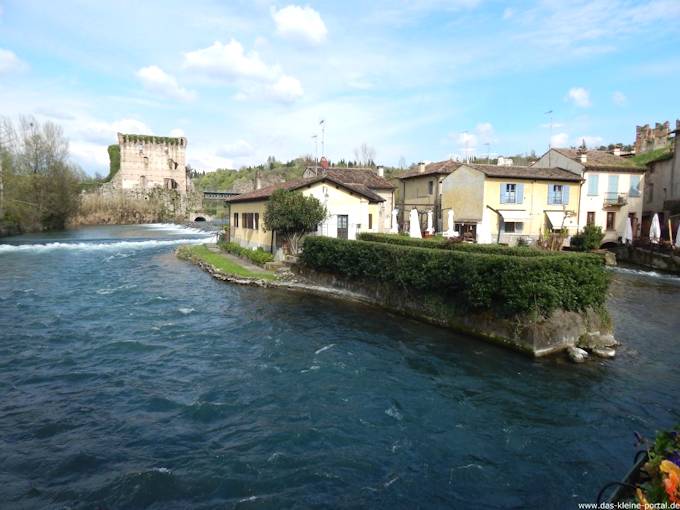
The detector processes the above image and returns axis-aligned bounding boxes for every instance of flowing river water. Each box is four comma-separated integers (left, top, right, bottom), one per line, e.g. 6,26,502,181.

0,224,679,509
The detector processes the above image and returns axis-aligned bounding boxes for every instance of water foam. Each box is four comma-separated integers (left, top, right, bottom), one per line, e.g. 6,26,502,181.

141,223,211,235
0,237,210,254
609,266,680,282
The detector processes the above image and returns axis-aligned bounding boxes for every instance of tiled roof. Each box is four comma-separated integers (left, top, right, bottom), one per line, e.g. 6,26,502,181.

465,164,583,182
225,175,385,203
322,167,395,189
552,148,645,172
398,160,461,179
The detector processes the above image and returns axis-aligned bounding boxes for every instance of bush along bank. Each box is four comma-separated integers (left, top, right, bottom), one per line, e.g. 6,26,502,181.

218,241,274,266
299,236,616,359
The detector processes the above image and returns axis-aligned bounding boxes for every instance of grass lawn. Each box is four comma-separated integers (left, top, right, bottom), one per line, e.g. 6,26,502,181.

178,244,276,281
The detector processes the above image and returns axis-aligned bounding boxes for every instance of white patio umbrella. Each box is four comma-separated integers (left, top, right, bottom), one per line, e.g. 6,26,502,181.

444,209,458,238
649,213,661,244
409,208,422,238
675,222,680,249
476,208,493,244
623,216,633,244
390,209,399,234
426,210,434,235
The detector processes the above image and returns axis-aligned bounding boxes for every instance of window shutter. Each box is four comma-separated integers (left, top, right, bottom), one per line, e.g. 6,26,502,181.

588,174,598,195
608,174,619,193
516,183,524,204
500,184,507,204
255,213,259,230
562,185,570,204
547,185,553,205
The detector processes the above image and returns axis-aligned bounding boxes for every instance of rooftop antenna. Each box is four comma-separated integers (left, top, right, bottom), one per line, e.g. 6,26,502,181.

311,134,318,171
545,109,553,166
319,119,325,158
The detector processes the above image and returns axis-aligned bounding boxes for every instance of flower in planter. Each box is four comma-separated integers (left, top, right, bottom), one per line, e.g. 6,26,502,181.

661,460,680,504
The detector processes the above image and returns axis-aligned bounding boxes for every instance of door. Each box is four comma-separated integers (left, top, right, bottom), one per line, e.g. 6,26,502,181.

337,215,348,240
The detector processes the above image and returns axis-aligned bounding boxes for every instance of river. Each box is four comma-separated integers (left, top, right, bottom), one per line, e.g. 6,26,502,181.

1,224,678,509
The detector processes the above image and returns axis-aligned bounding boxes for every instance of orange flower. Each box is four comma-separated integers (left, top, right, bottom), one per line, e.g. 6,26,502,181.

661,460,680,504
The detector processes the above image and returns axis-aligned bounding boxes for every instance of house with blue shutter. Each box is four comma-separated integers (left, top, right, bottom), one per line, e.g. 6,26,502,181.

440,163,582,245
533,148,646,246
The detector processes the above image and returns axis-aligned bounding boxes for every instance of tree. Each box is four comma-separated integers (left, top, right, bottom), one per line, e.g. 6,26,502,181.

263,189,327,255
353,143,376,167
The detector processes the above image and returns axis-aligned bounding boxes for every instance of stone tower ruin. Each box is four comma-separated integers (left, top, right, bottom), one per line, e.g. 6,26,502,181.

112,133,189,195
634,120,680,154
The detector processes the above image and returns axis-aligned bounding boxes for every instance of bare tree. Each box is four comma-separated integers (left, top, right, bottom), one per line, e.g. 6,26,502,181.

353,143,376,167
398,156,406,170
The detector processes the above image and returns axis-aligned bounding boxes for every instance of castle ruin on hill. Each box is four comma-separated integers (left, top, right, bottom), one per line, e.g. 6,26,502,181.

635,120,680,154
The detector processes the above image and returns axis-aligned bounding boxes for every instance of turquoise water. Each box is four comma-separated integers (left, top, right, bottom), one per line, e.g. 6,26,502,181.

0,225,679,509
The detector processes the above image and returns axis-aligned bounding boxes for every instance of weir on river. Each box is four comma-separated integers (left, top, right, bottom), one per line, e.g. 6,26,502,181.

1,224,679,508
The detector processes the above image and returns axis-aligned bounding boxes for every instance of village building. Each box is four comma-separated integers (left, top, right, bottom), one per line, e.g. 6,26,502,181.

440,164,582,245
395,160,460,232
302,166,395,231
642,128,680,240
225,172,391,253
110,133,190,195
635,120,680,154
533,148,646,246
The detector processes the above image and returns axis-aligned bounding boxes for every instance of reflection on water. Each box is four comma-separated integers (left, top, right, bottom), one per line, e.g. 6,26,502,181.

0,225,678,509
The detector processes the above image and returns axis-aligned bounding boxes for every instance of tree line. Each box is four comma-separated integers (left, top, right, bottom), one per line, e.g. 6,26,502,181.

0,116,84,235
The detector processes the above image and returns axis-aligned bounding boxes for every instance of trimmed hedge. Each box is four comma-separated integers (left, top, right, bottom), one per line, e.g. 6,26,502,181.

357,232,568,257
218,241,274,266
301,236,609,317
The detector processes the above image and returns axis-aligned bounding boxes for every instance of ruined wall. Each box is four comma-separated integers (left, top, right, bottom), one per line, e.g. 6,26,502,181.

635,120,679,154
112,133,189,194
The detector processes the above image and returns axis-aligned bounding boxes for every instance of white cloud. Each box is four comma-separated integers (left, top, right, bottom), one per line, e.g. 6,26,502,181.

217,139,255,158
0,48,27,74
183,39,304,102
169,128,185,137
78,117,153,144
269,75,304,103
502,7,514,19
475,122,494,142
136,65,196,101
271,5,328,45
70,140,112,169
612,91,627,105
575,135,604,147
551,132,569,147
183,40,276,82
566,87,591,107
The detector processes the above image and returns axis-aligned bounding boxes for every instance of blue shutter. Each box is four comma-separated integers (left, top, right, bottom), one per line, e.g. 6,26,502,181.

608,175,619,193
500,184,507,204
562,185,570,205
547,184,554,205
588,174,599,195
629,175,640,197
516,183,524,204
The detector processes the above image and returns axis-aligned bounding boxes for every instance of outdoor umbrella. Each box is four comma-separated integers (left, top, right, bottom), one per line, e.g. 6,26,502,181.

390,209,399,234
426,210,434,234
623,216,633,244
649,213,661,244
409,208,422,238
444,209,458,238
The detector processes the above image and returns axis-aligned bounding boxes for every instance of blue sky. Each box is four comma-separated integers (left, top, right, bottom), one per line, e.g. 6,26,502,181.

1,0,679,174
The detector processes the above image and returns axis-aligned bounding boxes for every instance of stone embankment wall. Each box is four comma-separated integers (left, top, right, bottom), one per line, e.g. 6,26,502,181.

613,246,680,274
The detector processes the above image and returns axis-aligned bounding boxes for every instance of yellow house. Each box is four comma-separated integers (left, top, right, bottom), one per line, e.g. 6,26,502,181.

225,174,387,253
441,164,583,245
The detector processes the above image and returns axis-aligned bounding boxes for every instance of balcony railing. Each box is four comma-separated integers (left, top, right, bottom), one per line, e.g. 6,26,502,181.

604,192,628,207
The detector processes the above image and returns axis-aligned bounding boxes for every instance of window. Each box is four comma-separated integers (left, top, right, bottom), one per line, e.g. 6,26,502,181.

428,180,434,195
503,221,523,233
500,183,523,204
240,213,259,230
548,184,569,205
587,174,599,196
606,211,616,231
629,175,641,197
368,213,373,230
587,211,595,226
233,212,239,228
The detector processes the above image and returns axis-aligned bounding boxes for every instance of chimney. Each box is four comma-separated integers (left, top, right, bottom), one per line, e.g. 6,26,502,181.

255,170,262,190
613,147,621,157
580,153,587,164
418,162,426,173
377,166,384,178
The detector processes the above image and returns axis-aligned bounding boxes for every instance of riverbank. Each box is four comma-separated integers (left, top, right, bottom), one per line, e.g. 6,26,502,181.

177,242,616,360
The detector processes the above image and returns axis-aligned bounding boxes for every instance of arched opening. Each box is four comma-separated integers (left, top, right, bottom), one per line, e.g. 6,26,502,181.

194,216,206,222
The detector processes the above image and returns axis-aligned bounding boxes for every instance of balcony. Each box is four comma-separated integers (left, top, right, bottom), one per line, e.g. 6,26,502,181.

604,192,628,207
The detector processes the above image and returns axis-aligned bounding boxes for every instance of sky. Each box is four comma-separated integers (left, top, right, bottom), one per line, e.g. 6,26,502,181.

1,0,679,174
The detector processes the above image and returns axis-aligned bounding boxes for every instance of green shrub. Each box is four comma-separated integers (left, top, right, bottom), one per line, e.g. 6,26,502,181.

218,241,274,266
357,232,563,257
570,225,605,251
302,236,609,317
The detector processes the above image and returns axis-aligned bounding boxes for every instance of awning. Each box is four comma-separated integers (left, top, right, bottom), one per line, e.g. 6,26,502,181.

498,210,529,221
545,210,578,229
